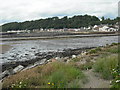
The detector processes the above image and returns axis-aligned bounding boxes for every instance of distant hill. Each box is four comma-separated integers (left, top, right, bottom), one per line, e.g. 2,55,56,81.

1,15,119,31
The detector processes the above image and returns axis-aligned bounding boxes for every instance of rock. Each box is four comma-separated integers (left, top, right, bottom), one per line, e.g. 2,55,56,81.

7,57,15,60
66,60,70,63
55,57,60,60
81,51,87,56
31,47,36,49
25,54,29,56
34,59,47,65
62,57,69,62
12,65,24,74
72,55,76,58
0,70,10,79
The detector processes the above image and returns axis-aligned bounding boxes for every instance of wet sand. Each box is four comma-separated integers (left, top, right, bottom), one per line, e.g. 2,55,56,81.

0,44,12,54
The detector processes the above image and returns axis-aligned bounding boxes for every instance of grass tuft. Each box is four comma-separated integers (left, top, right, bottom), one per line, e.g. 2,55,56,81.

93,55,118,80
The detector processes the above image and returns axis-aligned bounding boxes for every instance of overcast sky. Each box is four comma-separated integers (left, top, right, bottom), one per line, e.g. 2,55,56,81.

0,0,119,25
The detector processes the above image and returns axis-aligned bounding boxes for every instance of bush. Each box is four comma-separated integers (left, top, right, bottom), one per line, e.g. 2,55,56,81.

89,47,101,54
105,47,118,53
93,55,118,79
110,66,120,88
47,62,84,88
89,49,97,54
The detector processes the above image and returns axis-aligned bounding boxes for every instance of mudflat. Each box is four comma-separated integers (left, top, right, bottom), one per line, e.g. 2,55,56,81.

0,44,12,54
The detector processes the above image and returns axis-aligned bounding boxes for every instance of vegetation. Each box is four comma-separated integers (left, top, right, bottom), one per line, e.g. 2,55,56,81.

93,54,118,79
3,61,85,88
111,67,120,88
2,15,120,31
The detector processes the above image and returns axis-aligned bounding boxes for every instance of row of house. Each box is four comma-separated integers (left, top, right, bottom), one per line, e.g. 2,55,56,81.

92,24,119,32
7,30,31,34
6,23,119,33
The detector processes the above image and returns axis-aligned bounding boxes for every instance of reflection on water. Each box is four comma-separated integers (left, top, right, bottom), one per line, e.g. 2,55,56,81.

0,36,118,63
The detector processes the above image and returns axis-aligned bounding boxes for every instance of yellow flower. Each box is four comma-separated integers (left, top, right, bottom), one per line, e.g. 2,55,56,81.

48,82,50,85
52,83,54,85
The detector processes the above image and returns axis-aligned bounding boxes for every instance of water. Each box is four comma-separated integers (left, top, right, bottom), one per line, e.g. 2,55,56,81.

0,36,118,63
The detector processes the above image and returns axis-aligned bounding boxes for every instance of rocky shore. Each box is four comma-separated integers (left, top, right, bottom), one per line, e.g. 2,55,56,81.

0,47,96,80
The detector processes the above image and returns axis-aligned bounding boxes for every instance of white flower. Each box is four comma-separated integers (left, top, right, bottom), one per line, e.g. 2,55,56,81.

116,80,120,83
19,82,22,84
19,85,22,88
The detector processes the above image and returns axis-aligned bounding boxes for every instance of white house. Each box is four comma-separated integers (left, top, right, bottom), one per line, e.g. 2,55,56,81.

99,25,109,32
92,25,99,31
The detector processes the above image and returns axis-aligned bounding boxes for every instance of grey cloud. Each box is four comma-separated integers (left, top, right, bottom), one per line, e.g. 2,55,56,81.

0,0,119,25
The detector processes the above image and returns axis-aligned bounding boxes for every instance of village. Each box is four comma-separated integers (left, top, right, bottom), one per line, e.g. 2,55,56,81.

5,22,119,34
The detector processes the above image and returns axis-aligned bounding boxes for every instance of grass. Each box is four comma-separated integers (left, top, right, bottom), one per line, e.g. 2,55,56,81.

3,61,85,88
92,43,119,80
93,54,118,80
88,47,102,54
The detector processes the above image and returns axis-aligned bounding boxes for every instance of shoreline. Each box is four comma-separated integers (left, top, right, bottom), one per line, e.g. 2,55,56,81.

1,33,119,41
1,47,96,80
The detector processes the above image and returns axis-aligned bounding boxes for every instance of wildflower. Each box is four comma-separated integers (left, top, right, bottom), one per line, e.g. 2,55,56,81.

19,85,22,88
116,80,120,83
110,81,112,84
48,82,50,85
19,82,22,84
52,83,54,85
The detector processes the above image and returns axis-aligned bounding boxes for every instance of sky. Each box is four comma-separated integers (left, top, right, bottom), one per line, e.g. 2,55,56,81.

0,0,119,25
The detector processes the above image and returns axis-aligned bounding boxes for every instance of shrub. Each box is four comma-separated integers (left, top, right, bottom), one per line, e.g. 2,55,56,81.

88,47,102,54
111,67,120,88
89,49,97,54
47,62,84,88
105,47,118,53
111,43,118,46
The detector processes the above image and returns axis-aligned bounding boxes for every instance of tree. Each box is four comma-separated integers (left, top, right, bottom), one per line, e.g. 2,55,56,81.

1,15,117,32
101,16,105,21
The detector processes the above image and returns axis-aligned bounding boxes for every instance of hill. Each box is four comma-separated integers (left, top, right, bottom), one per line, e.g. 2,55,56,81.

1,15,119,31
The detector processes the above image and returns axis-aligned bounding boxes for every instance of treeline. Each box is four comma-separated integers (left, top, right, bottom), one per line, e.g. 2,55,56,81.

1,15,120,31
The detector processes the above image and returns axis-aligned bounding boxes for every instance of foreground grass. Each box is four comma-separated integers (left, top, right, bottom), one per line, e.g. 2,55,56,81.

3,61,85,88
93,54,118,79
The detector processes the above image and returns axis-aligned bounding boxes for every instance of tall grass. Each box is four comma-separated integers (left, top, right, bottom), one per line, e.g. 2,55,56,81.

4,61,85,88
46,62,84,88
93,55,118,80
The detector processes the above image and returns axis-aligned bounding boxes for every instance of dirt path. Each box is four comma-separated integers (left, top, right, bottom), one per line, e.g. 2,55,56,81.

83,69,110,88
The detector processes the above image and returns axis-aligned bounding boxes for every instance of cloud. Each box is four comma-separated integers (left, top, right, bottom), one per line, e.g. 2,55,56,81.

0,0,119,25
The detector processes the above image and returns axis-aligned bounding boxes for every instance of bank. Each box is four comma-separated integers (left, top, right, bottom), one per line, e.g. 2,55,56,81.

2,43,119,88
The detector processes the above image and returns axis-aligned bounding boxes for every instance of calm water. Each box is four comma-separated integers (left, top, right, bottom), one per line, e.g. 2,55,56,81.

0,36,118,63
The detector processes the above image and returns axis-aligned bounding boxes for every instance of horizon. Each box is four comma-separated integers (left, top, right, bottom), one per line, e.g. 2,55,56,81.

1,0,119,25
